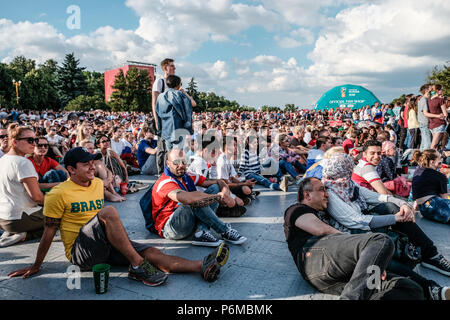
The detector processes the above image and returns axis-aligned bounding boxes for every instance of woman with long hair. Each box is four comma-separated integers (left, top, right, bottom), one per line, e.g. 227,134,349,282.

406,98,420,149
411,149,450,225
0,123,44,247
75,122,95,146
96,134,130,192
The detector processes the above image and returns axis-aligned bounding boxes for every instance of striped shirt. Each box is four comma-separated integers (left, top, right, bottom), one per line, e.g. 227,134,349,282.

238,150,261,177
351,158,381,191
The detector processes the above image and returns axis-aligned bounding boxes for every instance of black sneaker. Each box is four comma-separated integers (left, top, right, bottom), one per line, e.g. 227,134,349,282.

192,230,223,247
422,254,450,276
201,242,230,282
128,259,168,286
249,190,260,200
222,224,247,245
429,286,450,300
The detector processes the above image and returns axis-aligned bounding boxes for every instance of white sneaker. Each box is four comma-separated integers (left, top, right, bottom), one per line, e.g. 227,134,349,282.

0,232,27,247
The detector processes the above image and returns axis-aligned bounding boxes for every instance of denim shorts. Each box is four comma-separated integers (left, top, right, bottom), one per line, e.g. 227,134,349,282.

430,124,447,134
419,196,450,224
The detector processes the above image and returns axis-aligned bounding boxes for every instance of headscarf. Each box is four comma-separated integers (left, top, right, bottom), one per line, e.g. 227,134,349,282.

321,153,368,211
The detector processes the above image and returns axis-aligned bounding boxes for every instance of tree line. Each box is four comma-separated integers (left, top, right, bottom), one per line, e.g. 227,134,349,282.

1,52,447,113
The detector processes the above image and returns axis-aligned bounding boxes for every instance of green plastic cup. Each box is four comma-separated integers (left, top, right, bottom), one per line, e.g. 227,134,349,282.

92,263,110,294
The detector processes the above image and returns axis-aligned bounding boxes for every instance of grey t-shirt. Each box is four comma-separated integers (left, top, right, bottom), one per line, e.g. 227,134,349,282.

418,97,429,127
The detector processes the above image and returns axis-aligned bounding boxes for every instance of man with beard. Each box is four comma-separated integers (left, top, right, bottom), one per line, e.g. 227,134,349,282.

151,149,247,247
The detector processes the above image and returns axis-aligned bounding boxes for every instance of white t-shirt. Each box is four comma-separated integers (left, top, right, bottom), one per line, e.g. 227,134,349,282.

152,78,167,93
45,134,64,145
188,155,211,178
110,139,127,156
0,155,41,220
216,153,237,180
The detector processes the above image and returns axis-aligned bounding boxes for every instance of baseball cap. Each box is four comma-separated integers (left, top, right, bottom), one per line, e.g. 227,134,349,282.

64,147,102,168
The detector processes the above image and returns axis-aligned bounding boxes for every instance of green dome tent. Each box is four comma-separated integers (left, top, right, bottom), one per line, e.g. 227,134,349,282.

315,84,381,110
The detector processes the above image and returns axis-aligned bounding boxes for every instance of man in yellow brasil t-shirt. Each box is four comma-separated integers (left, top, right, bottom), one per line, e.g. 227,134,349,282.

9,147,229,285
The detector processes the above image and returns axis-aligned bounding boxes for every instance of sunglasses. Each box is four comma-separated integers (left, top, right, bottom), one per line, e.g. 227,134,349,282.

16,137,39,145
171,159,187,166
100,139,110,143
37,144,49,148
0,135,7,139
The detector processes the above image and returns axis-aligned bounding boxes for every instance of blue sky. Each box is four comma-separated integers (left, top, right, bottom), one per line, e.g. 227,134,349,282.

1,0,449,108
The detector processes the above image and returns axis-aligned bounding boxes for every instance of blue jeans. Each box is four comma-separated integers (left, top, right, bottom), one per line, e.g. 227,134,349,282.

419,126,432,151
162,184,227,240
419,197,450,224
140,155,157,175
39,170,67,183
245,172,280,190
277,160,305,180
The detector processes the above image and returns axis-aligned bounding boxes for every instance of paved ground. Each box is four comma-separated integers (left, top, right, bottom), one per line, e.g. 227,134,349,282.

0,175,448,300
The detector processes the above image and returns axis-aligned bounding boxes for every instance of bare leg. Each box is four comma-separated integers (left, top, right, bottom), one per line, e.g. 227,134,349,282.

97,206,143,267
104,188,124,202
140,247,202,273
51,146,63,158
430,132,442,150
441,133,448,151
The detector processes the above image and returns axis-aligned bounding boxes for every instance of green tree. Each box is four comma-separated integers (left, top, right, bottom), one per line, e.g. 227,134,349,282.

84,71,105,100
261,105,280,112
0,63,14,108
391,94,407,106
427,63,450,96
8,56,36,80
186,77,199,104
56,53,88,108
284,103,297,111
109,70,128,111
109,67,152,112
65,95,109,111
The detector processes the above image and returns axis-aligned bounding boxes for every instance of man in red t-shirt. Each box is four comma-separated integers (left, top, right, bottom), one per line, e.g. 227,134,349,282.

426,84,448,150
152,149,247,247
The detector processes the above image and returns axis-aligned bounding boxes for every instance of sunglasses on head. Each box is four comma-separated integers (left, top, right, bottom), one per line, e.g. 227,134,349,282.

16,137,39,145
100,139,110,143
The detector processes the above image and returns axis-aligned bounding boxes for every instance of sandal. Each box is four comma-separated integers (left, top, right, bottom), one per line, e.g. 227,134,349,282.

127,186,139,194
133,182,149,191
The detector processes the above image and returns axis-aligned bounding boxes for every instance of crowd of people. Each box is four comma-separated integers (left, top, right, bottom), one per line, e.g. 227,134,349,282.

0,58,449,300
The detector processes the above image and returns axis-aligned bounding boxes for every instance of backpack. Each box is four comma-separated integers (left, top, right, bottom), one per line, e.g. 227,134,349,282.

139,183,170,234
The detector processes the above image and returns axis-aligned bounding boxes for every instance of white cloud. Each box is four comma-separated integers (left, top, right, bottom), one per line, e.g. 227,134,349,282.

208,60,228,79
251,55,282,66
1,0,449,109
127,0,279,61
305,0,450,88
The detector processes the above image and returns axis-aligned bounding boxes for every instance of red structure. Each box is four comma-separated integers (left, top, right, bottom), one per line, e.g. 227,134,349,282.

104,61,156,102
